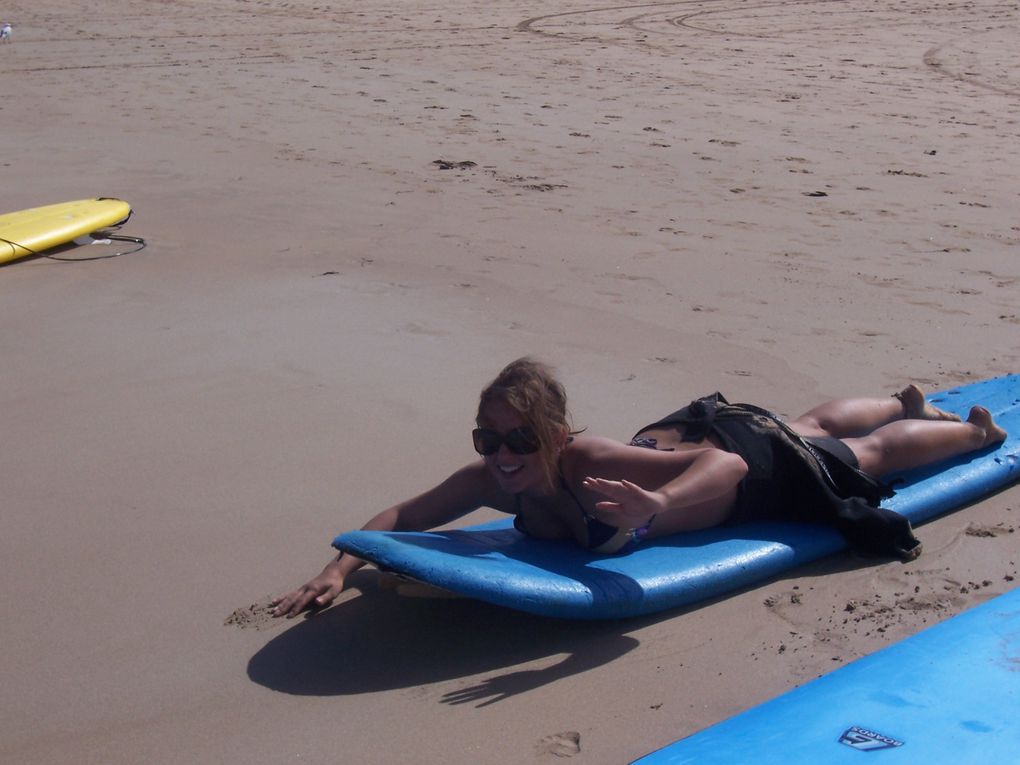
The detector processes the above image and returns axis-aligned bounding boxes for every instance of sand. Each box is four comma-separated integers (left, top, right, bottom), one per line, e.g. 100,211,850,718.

2,0,1018,762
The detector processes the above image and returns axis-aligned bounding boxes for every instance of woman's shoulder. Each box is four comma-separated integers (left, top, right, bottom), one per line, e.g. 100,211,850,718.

563,434,625,457
560,435,633,474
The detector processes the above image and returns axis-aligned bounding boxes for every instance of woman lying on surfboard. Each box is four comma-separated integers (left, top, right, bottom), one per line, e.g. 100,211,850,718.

272,357,1006,618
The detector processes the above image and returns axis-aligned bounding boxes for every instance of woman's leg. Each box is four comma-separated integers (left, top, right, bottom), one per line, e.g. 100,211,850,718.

843,406,1006,476
790,384,959,439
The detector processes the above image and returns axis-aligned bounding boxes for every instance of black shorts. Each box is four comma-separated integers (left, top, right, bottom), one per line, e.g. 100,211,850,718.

803,435,860,470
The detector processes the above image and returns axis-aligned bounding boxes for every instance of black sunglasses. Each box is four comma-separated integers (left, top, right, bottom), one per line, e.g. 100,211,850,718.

472,426,540,456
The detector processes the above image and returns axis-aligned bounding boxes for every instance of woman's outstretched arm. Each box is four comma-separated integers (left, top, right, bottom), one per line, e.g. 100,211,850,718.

271,462,502,617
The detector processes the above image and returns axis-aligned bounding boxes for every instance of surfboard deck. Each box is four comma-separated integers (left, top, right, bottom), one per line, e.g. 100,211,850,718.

631,585,1020,763
334,376,1020,619
0,198,132,264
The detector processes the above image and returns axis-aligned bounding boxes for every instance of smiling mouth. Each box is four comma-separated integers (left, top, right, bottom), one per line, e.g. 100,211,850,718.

498,465,524,475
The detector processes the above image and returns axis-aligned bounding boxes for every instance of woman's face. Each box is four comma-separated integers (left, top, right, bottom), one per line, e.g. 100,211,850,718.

477,400,550,496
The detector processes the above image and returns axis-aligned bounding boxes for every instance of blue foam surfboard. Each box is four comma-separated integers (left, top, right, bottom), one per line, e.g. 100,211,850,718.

335,376,1020,619
631,585,1020,763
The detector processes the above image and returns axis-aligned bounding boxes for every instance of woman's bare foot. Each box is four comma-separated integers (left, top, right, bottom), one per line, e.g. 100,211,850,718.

895,384,961,422
966,406,1008,447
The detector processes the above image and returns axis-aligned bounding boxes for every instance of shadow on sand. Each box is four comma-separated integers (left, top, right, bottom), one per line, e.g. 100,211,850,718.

247,572,642,705
246,544,895,706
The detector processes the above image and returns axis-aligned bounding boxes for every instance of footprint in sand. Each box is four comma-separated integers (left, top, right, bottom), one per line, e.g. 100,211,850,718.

536,732,581,757
432,159,477,170
965,522,1014,538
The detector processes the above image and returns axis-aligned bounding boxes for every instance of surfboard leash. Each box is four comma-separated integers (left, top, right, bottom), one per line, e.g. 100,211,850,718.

44,233,147,261
0,230,147,262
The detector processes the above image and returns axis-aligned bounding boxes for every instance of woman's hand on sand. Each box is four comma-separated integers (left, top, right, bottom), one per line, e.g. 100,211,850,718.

581,476,665,522
271,560,346,618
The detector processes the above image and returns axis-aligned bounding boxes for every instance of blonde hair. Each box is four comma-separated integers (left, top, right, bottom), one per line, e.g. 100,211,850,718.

477,357,574,490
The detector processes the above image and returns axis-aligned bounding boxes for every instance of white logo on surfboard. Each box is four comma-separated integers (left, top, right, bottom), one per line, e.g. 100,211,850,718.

839,726,904,751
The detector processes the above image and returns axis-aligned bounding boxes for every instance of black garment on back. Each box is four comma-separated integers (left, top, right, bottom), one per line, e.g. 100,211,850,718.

635,393,921,560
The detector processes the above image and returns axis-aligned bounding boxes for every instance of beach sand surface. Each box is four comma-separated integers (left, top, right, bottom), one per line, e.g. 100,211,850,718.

1,0,1018,762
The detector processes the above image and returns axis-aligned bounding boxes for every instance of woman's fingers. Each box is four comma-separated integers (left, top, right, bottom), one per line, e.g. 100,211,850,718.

585,477,660,517
314,584,342,608
270,591,302,618
583,476,642,499
272,585,324,618
582,476,624,495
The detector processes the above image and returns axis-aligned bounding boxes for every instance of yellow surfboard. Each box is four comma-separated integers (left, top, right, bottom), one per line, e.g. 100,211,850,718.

0,198,132,265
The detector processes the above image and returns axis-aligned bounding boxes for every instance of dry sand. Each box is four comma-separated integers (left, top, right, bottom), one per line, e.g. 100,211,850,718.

2,0,1019,762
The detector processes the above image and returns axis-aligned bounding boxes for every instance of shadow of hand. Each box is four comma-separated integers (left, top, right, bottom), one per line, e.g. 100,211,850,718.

440,639,630,708
442,668,551,707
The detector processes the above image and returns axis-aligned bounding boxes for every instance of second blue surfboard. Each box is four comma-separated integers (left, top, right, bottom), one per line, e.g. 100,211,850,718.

631,585,1020,763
